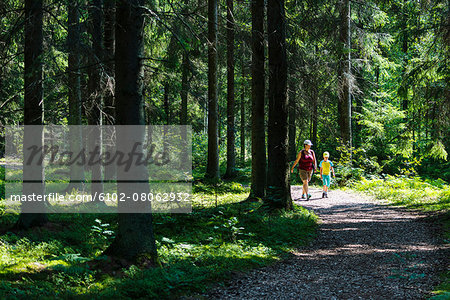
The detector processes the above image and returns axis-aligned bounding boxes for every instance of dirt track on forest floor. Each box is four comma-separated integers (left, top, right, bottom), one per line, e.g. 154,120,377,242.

204,187,449,299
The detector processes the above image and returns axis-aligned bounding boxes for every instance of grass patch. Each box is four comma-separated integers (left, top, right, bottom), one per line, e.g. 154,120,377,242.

352,175,450,212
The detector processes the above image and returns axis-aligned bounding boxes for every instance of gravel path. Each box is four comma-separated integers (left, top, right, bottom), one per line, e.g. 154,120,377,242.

205,186,449,299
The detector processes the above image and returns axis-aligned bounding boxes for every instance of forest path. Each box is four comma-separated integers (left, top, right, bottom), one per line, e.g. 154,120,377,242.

205,187,449,299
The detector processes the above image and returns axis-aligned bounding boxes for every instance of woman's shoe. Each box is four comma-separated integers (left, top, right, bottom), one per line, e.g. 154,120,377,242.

307,194,312,200
301,194,306,199
322,192,325,198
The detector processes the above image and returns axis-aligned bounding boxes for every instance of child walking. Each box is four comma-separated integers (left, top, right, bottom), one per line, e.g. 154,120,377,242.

319,152,335,198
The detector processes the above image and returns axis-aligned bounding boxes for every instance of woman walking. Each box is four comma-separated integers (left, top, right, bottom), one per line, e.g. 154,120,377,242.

290,140,318,200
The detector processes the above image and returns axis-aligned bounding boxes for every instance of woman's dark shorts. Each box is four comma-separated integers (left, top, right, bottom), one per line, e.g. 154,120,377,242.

299,169,312,182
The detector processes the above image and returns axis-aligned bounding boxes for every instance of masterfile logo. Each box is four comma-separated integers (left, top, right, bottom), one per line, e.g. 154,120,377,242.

4,125,192,214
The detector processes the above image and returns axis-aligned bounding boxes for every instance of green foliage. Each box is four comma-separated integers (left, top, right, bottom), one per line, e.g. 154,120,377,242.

428,141,448,161
419,160,450,184
210,212,244,243
357,99,405,142
352,148,382,175
430,271,450,299
193,180,248,195
90,219,115,245
331,142,370,186
334,165,364,186
353,175,450,212
192,132,209,170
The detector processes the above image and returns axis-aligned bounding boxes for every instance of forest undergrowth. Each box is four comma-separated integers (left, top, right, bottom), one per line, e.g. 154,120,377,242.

0,165,317,298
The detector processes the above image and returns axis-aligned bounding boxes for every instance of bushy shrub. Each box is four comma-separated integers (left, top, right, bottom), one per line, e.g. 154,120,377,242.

334,165,365,186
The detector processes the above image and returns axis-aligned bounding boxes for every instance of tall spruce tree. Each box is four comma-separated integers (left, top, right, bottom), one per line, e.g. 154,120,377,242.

104,0,157,264
67,0,85,191
266,0,292,210
338,0,352,150
224,0,236,178
205,0,220,180
16,0,48,229
250,0,266,198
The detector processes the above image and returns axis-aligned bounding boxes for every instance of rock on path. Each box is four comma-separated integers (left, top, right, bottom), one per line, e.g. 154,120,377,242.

205,187,449,299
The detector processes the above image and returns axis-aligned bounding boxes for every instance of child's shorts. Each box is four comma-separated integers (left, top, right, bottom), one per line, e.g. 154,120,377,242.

322,175,331,187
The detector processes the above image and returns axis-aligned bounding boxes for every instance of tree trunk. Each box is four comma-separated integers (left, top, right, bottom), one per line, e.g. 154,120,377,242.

296,121,303,155
205,0,220,180
180,52,189,126
354,69,364,147
103,0,116,181
225,0,236,178
431,101,437,140
311,88,318,148
163,83,169,157
425,103,429,140
250,0,266,198
401,0,408,117
266,0,292,210
346,0,352,150
16,0,48,229
164,83,170,124
67,0,85,191
179,0,190,127
180,51,189,170
240,52,246,165
203,99,207,135
87,0,104,195
87,0,103,124
288,81,296,161
104,0,157,264
338,0,352,151
103,0,115,125
0,124,4,159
